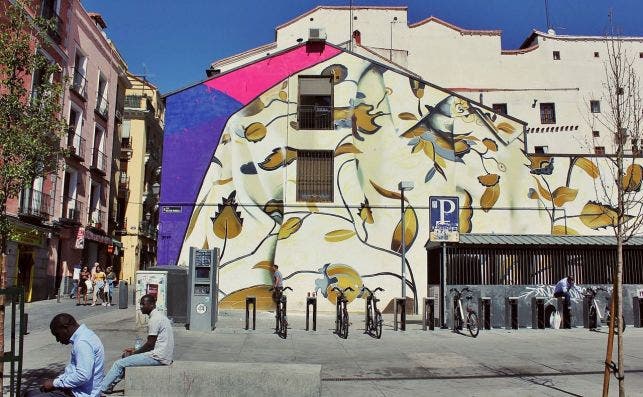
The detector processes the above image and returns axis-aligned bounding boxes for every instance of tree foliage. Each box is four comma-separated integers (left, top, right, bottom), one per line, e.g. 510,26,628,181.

0,2,69,254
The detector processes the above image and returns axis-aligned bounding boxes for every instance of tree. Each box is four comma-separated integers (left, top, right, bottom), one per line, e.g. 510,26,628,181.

587,23,643,397
0,1,69,390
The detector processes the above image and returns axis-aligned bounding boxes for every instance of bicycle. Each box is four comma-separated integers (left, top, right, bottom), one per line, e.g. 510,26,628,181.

450,287,479,338
361,286,384,339
332,286,353,339
604,290,626,335
269,286,292,339
584,286,608,331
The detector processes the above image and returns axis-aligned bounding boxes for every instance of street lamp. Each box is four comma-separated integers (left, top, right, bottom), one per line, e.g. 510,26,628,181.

398,181,414,299
151,182,160,196
389,16,398,61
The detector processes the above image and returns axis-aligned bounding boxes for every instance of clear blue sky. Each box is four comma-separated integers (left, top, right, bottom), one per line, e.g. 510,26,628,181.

81,0,643,94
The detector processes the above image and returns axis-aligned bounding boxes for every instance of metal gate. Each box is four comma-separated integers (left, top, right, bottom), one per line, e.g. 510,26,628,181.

1,286,25,397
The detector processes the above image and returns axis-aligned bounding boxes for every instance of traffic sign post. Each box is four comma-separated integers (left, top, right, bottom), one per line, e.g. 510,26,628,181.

429,196,460,328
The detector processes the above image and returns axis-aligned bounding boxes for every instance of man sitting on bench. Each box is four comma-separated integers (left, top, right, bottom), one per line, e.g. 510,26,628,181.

553,275,577,328
101,294,174,394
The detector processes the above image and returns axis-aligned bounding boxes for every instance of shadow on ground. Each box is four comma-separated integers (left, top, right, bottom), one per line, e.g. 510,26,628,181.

7,363,67,395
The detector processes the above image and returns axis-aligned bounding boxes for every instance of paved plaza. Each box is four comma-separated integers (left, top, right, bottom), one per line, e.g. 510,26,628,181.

4,293,643,396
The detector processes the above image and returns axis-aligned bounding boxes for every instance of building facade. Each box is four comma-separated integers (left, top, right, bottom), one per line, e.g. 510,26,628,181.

117,73,164,283
209,6,643,156
1,0,127,301
160,39,643,327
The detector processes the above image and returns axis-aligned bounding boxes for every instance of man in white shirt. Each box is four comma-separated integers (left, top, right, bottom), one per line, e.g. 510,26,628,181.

101,294,174,394
25,313,105,397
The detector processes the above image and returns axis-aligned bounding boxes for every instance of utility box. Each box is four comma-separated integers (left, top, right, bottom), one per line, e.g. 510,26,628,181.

118,281,128,309
135,267,188,325
188,247,219,332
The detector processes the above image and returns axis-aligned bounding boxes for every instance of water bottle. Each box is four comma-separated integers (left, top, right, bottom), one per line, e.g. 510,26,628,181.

134,336,143,351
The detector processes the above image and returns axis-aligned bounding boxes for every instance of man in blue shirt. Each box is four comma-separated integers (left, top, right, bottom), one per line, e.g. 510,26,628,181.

25,313,105,397
553,275,577,328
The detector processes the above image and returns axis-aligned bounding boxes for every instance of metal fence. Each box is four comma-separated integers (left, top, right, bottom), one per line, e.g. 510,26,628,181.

443,245,643,285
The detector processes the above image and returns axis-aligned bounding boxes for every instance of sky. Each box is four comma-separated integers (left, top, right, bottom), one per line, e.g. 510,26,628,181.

81,0,643,94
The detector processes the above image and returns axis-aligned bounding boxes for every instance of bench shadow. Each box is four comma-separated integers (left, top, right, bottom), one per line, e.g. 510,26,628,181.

19,363,66,392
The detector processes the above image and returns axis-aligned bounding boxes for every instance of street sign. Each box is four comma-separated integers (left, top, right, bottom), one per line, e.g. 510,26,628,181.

162,206,182,214
429,196,460,242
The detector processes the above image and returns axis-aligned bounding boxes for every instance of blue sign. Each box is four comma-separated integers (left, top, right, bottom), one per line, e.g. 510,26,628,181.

429,196,460,242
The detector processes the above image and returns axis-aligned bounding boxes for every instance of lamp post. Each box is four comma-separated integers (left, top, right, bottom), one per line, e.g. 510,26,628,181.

398,181,414,298
389,16,398,61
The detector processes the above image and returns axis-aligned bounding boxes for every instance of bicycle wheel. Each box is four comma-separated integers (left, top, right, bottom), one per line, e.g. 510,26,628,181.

467,312,479,338
340,310,349,339
374,311,383,339
588,305,597,330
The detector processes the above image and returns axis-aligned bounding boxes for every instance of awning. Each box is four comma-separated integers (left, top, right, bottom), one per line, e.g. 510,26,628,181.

426,234,643,248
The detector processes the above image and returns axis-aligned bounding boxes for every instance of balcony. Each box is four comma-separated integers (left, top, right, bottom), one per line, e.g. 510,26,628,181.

95,94,109,119
61,196,84,223
120,138,132,160
139,221,157,240
70,69,87,99
41,8,62,44
118,175,129,197
66,129,85,161
298,105,332,129
90,148,107,175
88,208,105,230
18,188,53,220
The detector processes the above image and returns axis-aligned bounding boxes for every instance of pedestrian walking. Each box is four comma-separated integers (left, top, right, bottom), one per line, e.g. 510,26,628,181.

105,266,116,306
91,265,107,306
101,294,174,394
69,262,82,299
23,313,105,397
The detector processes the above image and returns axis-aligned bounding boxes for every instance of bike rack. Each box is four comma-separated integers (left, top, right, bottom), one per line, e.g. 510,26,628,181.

306,295,317,331
245,296,256,330
531,297,546,329
422,297,435,331
480,297,491,330
394,297,406,331
633,296,642,328
505,297,519,330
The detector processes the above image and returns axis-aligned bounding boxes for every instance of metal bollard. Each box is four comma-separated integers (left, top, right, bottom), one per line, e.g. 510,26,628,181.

480,297,492,330
22,312,29,335
506,297,519,330
306,296,317,331
634,296,643,328
394,297,406,331
245,296,256,330
422,297,435,331
532,297,546,329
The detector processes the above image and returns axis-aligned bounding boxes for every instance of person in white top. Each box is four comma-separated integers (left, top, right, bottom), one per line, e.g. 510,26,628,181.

101,294,174,394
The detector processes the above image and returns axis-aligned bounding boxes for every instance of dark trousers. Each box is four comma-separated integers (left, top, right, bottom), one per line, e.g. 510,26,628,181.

24,389,72,397
554,291,571,328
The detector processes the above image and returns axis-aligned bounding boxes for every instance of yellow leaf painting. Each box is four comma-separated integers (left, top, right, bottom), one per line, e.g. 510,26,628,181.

400,124,427,138
219,285,274,310
252,261,274,271
480,184,500,212
574,157,600,179
391,206,418,253
258,147,298,171
370,180,403,200
552,225,579,235
278,90,288,101
496,122,516,134
482,138,498,152
533,177,552,201
398,112,418,120
324,230,357,242
459,189,473,233
278,217,302,239
358,198,374,224
334,143,363,156
579,201,633,229
244,122,267,142
552,186,578,207
621,163,643,192
477,174,500,187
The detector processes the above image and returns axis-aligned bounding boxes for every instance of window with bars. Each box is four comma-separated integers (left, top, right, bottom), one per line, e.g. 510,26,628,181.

492,103,507,115
298,76,333,130
540,103,556,124
534,146,548,154
590,100,601,113
296,150,334,202
594,146,605,155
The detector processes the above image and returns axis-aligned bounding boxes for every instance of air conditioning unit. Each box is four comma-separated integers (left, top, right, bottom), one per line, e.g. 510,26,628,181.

308,28,327,42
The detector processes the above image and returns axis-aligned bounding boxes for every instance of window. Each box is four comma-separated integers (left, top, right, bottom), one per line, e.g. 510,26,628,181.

67,105,84,157
639,52,643,59
492,103,507,115
592,130,600,138
40,0,61,43
594,146,605,155
553,51,560,60
296,150,334,202
71,50,87,97
298,76,333,130
540,103,556,124
534,146,548,154
95,73,108,118
594,52,600,58
590,100,601,113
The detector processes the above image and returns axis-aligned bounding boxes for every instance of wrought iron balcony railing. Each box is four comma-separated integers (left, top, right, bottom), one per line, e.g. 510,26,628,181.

298,105,333,129
90,148,107,174
66,128,85,160
95,94,109,119
18,188,53,219
61,196,84,222
70,69,87,98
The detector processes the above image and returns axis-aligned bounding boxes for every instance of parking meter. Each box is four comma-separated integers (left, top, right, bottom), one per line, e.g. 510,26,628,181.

188,247,219,331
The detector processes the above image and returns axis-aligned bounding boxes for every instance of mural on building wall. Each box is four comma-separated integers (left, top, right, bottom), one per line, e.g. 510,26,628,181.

160,44,642,311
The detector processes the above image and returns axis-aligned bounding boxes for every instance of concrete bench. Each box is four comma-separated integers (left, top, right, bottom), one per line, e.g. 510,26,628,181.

123,361,321,397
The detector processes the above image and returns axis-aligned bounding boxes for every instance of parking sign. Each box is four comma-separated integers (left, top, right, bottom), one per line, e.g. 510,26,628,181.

429,196,460,242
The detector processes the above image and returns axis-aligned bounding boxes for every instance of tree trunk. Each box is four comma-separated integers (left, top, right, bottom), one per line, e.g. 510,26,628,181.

0,253,5,393
616,238,625,396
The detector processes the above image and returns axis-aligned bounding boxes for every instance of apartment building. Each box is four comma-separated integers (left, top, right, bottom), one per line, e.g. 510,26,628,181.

117,73,164,283
1,0,127,301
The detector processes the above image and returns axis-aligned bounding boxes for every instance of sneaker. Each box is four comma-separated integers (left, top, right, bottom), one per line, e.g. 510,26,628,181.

101,386,115,395
91,303,96,306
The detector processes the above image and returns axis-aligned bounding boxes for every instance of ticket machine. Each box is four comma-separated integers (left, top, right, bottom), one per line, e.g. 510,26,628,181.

188,247,219,331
